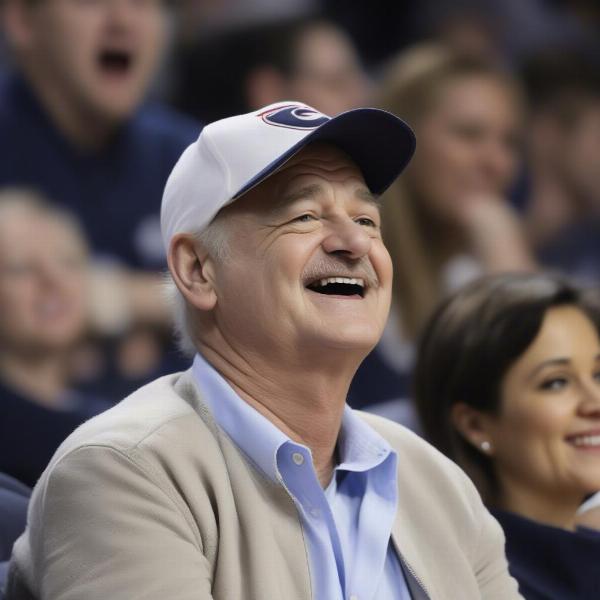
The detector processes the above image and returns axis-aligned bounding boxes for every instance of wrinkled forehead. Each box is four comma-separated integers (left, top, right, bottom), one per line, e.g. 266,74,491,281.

279,142,364,175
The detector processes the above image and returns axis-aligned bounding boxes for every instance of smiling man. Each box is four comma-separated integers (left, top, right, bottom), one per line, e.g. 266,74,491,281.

6,102,522,600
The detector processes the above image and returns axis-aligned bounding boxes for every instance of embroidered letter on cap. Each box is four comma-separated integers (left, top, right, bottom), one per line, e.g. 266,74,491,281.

258,104,330,130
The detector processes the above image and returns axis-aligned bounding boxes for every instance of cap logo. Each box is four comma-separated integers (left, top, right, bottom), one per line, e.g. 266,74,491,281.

258,104,329,130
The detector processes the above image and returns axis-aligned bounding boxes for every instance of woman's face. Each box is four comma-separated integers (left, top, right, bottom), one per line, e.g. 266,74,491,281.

405,75,520,223
488,306,600,509
0,208,88,354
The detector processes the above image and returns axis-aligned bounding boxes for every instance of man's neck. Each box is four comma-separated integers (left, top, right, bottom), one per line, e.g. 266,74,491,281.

24,67,119,151
0,350,70,408
198,341,359,487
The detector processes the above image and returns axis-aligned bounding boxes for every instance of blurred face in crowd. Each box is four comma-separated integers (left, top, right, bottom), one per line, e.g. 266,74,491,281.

204,144,392,363
288,24,369,117
557,103,600,212
0,205,88,355
405,75,520,223
485,306,600,516
8,0,167,122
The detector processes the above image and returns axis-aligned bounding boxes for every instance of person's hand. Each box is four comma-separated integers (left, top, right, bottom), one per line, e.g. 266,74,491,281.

454,194,537,272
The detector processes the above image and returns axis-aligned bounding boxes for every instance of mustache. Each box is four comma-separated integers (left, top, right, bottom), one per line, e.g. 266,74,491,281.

301,256,379,289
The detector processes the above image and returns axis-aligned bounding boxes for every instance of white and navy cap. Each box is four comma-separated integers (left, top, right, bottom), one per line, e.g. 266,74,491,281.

161,101,415,251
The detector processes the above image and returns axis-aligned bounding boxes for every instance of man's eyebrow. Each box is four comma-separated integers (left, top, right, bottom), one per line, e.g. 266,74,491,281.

355,188,381,208
280,184,323,205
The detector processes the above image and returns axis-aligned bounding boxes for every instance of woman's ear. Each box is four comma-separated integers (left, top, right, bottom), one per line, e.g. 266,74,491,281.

167,234,217,312
451,402,496,456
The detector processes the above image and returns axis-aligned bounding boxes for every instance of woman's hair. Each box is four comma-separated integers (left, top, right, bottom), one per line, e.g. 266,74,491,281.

414,272,600,502
375,43,520,339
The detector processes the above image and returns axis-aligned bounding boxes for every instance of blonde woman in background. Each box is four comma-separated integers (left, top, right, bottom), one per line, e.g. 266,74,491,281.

349,44,536,419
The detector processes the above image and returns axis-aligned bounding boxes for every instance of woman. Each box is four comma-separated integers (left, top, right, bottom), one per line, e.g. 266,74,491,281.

414,272,600,599
349,43,535,412
0,189,111,487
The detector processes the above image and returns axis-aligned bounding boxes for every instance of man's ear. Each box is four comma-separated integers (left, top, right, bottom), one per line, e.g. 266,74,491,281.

451,402,496,456
167,234,217,312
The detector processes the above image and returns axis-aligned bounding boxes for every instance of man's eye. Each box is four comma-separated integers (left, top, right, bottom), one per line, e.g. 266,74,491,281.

356,217,377,227
294,214,317,223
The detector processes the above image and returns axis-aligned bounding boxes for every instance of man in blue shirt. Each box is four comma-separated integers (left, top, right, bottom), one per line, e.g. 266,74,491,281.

6,102,522,599
0,0,199,269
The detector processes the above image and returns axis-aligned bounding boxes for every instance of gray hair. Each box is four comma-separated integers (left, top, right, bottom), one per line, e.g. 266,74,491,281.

164,217,230,357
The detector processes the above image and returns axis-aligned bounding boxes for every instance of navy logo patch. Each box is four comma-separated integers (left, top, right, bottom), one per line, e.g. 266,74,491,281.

258,104,329,130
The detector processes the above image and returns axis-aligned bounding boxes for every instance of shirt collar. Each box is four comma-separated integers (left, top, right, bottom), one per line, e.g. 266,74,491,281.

192,353,396,482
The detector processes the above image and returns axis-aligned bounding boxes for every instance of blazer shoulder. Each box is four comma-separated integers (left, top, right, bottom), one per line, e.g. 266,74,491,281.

48,371,213,466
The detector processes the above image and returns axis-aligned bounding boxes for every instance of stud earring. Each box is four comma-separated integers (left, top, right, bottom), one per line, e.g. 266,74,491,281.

480,440,492,453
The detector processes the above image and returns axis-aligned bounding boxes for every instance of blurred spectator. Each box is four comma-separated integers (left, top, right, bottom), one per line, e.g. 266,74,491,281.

0,0,199,270
349,44,534,412
174,15,369,123
0,0,203,398
414,272,600,599
520,50,600,283
0,190,112,487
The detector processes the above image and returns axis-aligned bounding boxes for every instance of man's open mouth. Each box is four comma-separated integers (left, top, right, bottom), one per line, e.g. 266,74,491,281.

97,49,133,75
306,276,366,298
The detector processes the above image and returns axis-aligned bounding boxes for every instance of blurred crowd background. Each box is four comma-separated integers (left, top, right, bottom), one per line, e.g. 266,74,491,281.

0,0,599,488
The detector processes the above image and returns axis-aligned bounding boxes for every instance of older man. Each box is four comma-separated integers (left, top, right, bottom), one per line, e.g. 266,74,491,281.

6,103,522,599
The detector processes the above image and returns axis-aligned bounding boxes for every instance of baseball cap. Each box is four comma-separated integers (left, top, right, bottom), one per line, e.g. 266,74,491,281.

161,101,415,251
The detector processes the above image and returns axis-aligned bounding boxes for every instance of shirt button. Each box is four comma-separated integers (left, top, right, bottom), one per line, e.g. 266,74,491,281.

292,452,305,466
350,595,359,600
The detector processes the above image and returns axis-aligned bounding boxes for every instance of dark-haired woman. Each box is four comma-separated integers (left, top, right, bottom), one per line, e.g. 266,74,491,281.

414,272,600,600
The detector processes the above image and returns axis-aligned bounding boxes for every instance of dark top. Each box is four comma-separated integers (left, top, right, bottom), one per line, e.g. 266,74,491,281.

0,379,112,488
0,71,200,269
493,509,600,600
0,473,30,562
348,346,411,410
538,219,600,286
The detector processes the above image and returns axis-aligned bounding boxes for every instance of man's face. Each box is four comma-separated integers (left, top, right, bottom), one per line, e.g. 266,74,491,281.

208,144,392,364
17,0,167,121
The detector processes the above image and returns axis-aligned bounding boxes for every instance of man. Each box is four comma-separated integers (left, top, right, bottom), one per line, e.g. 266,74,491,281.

520,50,600,283
0,0,199,269
6,102,522,599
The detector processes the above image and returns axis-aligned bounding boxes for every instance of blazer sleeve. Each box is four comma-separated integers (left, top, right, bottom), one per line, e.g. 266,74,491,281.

31,444,214,600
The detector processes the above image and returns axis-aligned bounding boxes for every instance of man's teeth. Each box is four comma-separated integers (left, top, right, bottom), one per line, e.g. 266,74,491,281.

317,277,364,287
570,435,600,447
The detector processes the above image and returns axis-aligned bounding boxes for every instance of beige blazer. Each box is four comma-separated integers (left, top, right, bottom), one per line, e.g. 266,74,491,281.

6,370,522,599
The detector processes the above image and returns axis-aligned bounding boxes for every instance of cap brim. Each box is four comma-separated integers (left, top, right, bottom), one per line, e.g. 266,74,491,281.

232,108,416,200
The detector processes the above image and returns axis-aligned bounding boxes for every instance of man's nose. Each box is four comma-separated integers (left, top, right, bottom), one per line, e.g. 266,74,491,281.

321,217,372,260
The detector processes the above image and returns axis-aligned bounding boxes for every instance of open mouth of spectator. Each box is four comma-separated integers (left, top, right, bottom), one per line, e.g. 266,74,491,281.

98,49,133,76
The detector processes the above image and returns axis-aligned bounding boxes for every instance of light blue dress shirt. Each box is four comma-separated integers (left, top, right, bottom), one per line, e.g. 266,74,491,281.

192,354,412,600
